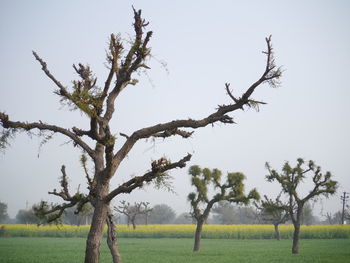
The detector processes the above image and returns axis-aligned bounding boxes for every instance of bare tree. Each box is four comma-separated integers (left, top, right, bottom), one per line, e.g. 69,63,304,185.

141,202,152,225
188,165,260,251
322,210,349,225
265,158,337,254
114,201,151,229
324,212,335,224
0,7,281,263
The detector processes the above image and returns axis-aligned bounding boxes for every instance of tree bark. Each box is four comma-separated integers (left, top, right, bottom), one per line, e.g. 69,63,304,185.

106,207,122,263
193,220,204,252
292,222,301,254
274,224,280,241
84,200,108,263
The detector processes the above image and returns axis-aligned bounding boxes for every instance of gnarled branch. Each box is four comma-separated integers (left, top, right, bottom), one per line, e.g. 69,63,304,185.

112,36,281,168
104,153,191,202
103,8,153,123
0,112,95,158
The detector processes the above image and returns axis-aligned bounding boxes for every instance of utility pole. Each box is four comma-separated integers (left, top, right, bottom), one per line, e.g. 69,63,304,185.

341,192,349,225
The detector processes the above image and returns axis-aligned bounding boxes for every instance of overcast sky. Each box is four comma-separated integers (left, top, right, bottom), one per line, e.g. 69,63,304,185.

0,0,349,219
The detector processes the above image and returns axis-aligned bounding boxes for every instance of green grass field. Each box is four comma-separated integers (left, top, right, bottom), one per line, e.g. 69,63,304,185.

0,238,349,263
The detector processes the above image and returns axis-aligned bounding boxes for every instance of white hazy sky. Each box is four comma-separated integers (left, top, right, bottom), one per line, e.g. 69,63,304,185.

0,0,349,218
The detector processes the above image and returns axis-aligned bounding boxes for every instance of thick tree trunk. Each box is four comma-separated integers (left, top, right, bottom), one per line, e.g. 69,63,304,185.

106,207,122,263
84,200,108,263
292,222,301,254
274,224,280,241
193,220,204,252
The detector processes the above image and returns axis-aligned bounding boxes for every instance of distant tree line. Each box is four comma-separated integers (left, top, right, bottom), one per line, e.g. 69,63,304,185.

0,199,348,226
0,202,93,225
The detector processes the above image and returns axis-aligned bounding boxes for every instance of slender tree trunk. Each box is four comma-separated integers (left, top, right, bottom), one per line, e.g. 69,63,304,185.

106,207,122,263
193,220,204,252
292,222,301,254
274,224,280,241
84,200,108,263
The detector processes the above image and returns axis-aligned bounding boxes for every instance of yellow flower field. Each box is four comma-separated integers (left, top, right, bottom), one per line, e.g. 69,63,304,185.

1,224,349,239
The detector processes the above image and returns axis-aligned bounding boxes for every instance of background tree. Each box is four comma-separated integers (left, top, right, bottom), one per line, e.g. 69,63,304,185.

322,210,349,225
0,7,281,263
212,201,239,224
235,206,260,224
255,193,289,240
325,212,336,225
16,208,41,225
320,210,340,225
136,202,152,225
62,204,93,225
188,165,260,252
300,202,317,225
265,158,337,254
212,201,260,224
114,201,151,229
173,212,194,224
0,202,9,223
345,206,350,223
148,204,176,224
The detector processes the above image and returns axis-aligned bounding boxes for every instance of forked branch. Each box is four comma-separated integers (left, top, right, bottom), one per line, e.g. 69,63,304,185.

34,165,89,223
103,8,153,122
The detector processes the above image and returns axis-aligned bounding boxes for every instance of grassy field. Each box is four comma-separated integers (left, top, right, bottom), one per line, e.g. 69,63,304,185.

1,224,349,239
0,238,349,263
